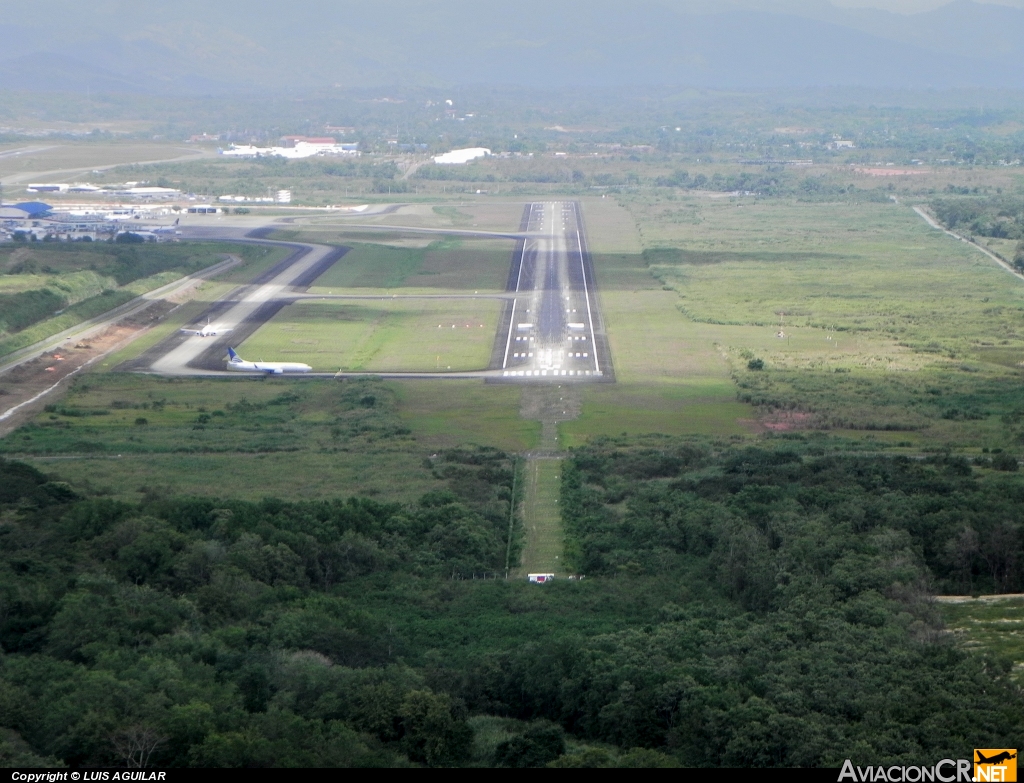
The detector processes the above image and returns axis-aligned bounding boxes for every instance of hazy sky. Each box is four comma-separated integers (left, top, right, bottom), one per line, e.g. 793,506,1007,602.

832,0,1024,11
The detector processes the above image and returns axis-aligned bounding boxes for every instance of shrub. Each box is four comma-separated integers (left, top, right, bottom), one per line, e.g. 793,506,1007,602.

992,453,1019,471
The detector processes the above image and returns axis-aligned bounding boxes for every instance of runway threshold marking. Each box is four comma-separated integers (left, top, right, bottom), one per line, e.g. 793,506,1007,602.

502,203,536,370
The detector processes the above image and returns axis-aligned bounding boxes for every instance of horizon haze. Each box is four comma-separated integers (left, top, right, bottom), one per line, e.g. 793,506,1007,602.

0,0,1022,95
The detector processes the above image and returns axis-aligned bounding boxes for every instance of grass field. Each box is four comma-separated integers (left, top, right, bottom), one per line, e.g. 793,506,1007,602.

239,297,502,372
0,374,447,503
559,382,754,447
0,372,542,501
599,193,1024,445
544,198,761,443
395,381,541,452
301,238,514,292
939,597,1024,685
517,458,565,576
233,231,516,374
0,142,204,181
303,202,526,233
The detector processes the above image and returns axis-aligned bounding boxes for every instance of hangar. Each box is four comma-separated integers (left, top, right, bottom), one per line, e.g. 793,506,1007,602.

0,201,53,219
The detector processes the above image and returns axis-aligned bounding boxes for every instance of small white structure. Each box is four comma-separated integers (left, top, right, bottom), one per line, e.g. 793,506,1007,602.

276,190,292,204
219,141,358,160
433,147,491,165
113,186,182,199
528,573,555,584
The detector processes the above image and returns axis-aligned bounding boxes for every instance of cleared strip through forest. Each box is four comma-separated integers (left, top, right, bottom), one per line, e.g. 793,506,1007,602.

516,457,564,576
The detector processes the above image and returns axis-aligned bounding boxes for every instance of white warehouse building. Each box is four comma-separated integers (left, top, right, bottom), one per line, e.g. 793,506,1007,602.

433,147,491,165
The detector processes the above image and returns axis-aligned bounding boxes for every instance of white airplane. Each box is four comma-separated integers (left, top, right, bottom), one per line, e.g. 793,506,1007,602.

152,218,180,235
181,318,231,338
226,347,311,374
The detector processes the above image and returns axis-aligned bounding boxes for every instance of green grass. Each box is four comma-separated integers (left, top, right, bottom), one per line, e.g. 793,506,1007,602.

600,193,1024,445
239,298,502,372
395,381,541,452
23,450,441,505
310,243,432,288
939,597,1024,685
517,458,565,575
0,374,446,503
0,270,114,297
1,373,543,502
560,381,754,447
213,244,292,284
0,142,201,179
298,237,514,292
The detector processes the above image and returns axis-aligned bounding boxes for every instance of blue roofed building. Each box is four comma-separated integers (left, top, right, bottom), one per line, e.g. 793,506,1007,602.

0,201,54,220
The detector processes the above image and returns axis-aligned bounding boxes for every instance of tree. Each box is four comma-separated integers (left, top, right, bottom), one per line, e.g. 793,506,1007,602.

110,725,167,768
493,721,565,768
399,690,472,767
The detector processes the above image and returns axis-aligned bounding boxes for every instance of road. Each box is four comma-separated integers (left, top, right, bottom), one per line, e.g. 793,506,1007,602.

494,201,610,380
913,205,1024,280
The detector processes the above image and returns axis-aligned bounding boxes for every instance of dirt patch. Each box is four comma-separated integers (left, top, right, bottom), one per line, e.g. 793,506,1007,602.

759,410,817,432
520,384,582,450
0,300,177,438
854,167,929,177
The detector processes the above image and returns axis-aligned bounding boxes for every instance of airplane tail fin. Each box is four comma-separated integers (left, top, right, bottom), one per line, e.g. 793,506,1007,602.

227,347,242,363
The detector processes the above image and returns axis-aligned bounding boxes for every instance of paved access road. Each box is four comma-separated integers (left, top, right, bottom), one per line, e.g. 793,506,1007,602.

495,201,610,380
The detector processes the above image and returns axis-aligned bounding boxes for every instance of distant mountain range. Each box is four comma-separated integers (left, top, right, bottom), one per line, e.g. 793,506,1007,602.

0,0,1021,93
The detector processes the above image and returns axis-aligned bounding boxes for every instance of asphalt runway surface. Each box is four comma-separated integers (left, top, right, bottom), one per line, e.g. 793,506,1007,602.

126,203,612,381
490,201,613,381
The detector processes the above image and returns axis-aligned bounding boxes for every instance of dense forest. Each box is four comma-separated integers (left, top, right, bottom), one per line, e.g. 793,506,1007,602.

1,436,1022,767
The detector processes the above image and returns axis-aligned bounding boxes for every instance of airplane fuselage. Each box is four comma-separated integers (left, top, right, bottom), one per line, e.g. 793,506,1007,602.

227,360,311,374
225,349,311,374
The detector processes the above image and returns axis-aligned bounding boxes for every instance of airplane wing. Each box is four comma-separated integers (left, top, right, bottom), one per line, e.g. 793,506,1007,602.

180,328,202,335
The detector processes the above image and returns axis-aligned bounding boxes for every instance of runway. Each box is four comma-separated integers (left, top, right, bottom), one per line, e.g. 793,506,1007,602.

491,202,612,381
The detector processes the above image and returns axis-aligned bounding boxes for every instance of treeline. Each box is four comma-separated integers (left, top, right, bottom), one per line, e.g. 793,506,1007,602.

931,195,1024,241
411,162,889,200
654,168,788,196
